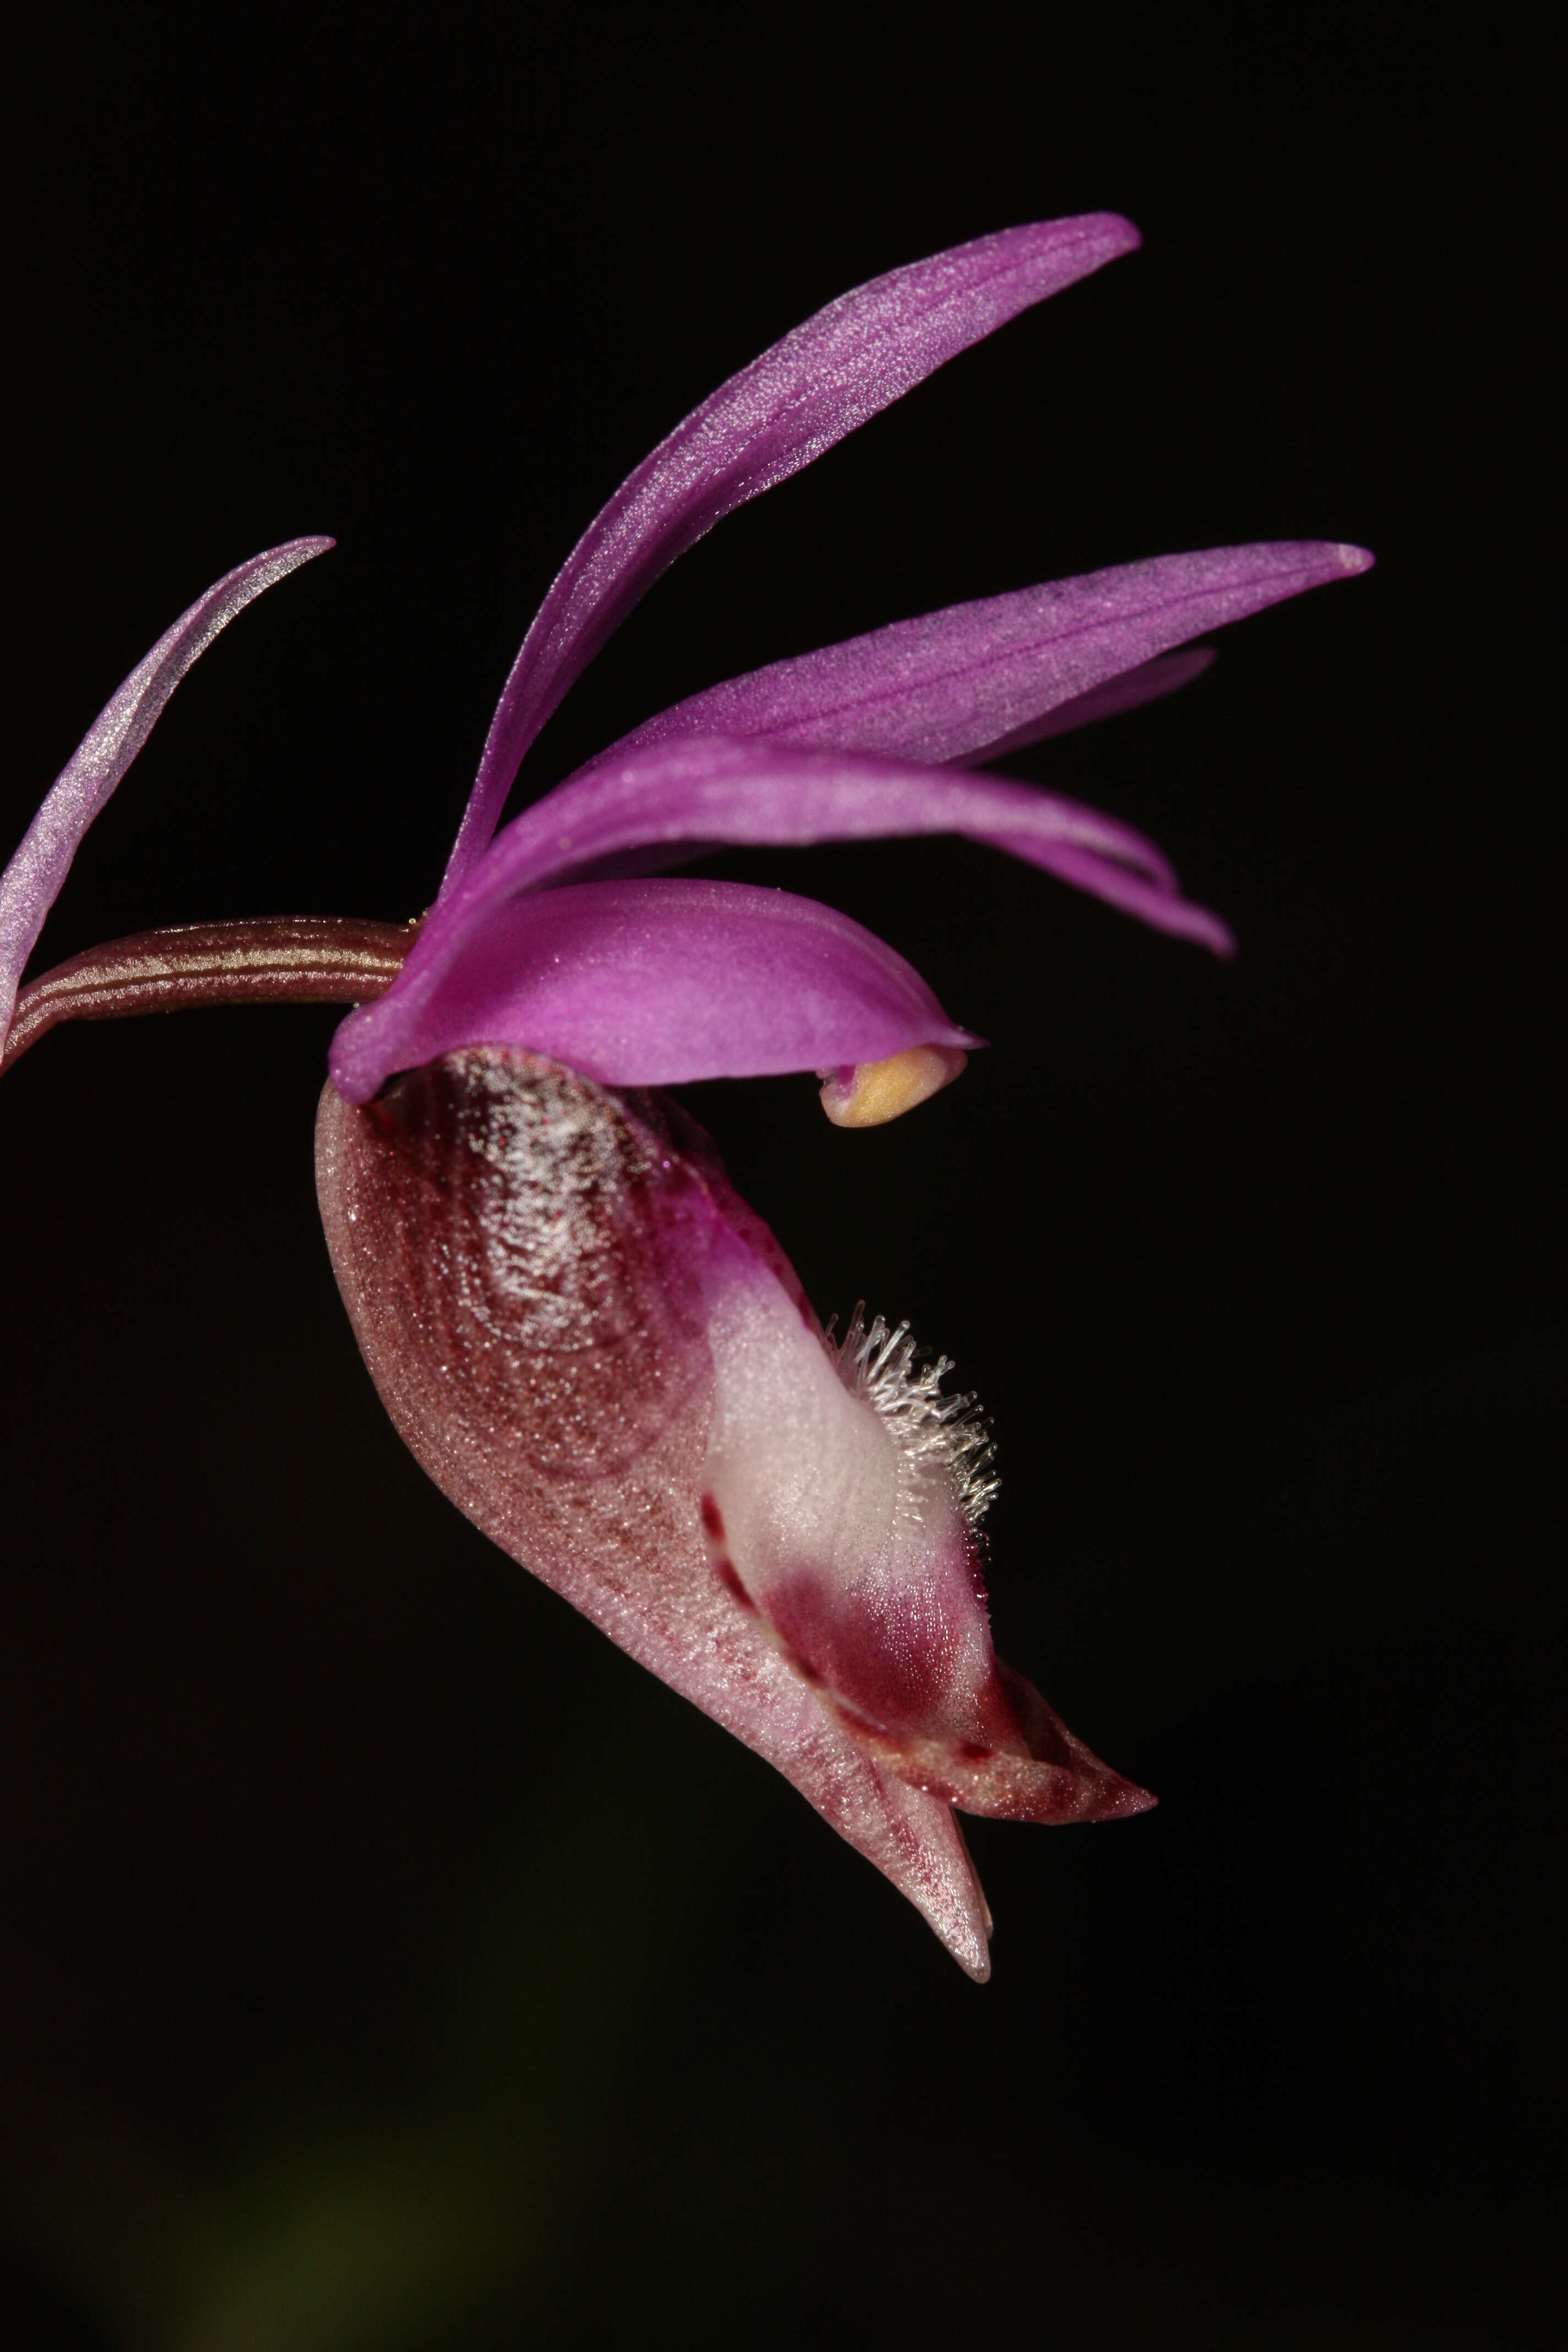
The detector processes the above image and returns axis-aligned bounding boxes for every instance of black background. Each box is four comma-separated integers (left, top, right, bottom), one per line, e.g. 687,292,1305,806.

2,6,1560,2346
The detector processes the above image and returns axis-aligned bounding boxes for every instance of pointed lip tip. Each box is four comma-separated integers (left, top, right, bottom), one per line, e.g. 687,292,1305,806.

1084,1771,1157,1822
958,1944,993,1984
1113,1781,1158,1819
1337,542,1375,574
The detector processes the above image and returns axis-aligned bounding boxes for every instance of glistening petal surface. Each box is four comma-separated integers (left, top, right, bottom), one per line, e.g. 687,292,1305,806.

331,876,981,1088
334,737,1229,1101
596,542,1373,769
0,538,333,1054
977,646,1215,756
439,214,1141,894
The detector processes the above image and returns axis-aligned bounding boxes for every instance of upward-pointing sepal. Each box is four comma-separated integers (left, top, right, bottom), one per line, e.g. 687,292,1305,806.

0,537,333,1057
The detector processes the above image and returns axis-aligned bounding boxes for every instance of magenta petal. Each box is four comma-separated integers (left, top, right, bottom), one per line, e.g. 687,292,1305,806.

977,645,1216,757
463,738,1177,896
334,736,1228,1102
595,542,1373,771
0,538,333,1055
439,214,1141,894
329,876,978,1089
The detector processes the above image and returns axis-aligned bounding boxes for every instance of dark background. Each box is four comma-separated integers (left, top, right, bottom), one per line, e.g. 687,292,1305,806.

2,4,1560,2345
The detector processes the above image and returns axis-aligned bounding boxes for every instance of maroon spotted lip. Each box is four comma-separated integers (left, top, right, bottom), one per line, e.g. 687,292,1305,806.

316,1048,1151,1981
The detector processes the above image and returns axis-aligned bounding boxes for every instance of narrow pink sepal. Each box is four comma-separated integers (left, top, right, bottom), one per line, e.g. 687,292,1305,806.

438,215,1141,895
595,542,1373,771
329,876,981,1091
334,736,1228,1102
978,645,1216,756
0,538,333,1056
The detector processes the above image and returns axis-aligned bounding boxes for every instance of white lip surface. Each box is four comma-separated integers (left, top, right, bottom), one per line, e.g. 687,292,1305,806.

700,1234,1004,1751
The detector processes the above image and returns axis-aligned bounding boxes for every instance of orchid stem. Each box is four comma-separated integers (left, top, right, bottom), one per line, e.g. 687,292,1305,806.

0,916,417,1076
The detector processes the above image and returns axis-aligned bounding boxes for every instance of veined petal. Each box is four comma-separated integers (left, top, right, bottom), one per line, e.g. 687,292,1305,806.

334,738,1228,1102
439,214,1142,894
333,876,979,1087
594,542,1373,769
0,539,333,1057
977,645,1216,757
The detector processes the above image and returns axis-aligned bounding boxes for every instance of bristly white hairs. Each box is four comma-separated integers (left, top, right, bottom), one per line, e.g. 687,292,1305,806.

824,1304,999,1528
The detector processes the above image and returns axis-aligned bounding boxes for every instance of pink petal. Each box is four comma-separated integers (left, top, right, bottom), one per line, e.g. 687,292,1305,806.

317,1047,1147,1976
439,215,1141,894
0,539,333,1056
594,542,1372,769
333,876,979,1088
977,645,1215,757
334,737,1228,1103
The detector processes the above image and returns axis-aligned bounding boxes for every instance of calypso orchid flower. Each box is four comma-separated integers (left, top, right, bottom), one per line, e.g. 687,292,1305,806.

0,217,1370,1977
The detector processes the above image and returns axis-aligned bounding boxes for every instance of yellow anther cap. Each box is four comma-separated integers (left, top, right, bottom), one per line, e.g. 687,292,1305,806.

818,1044,968,1128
